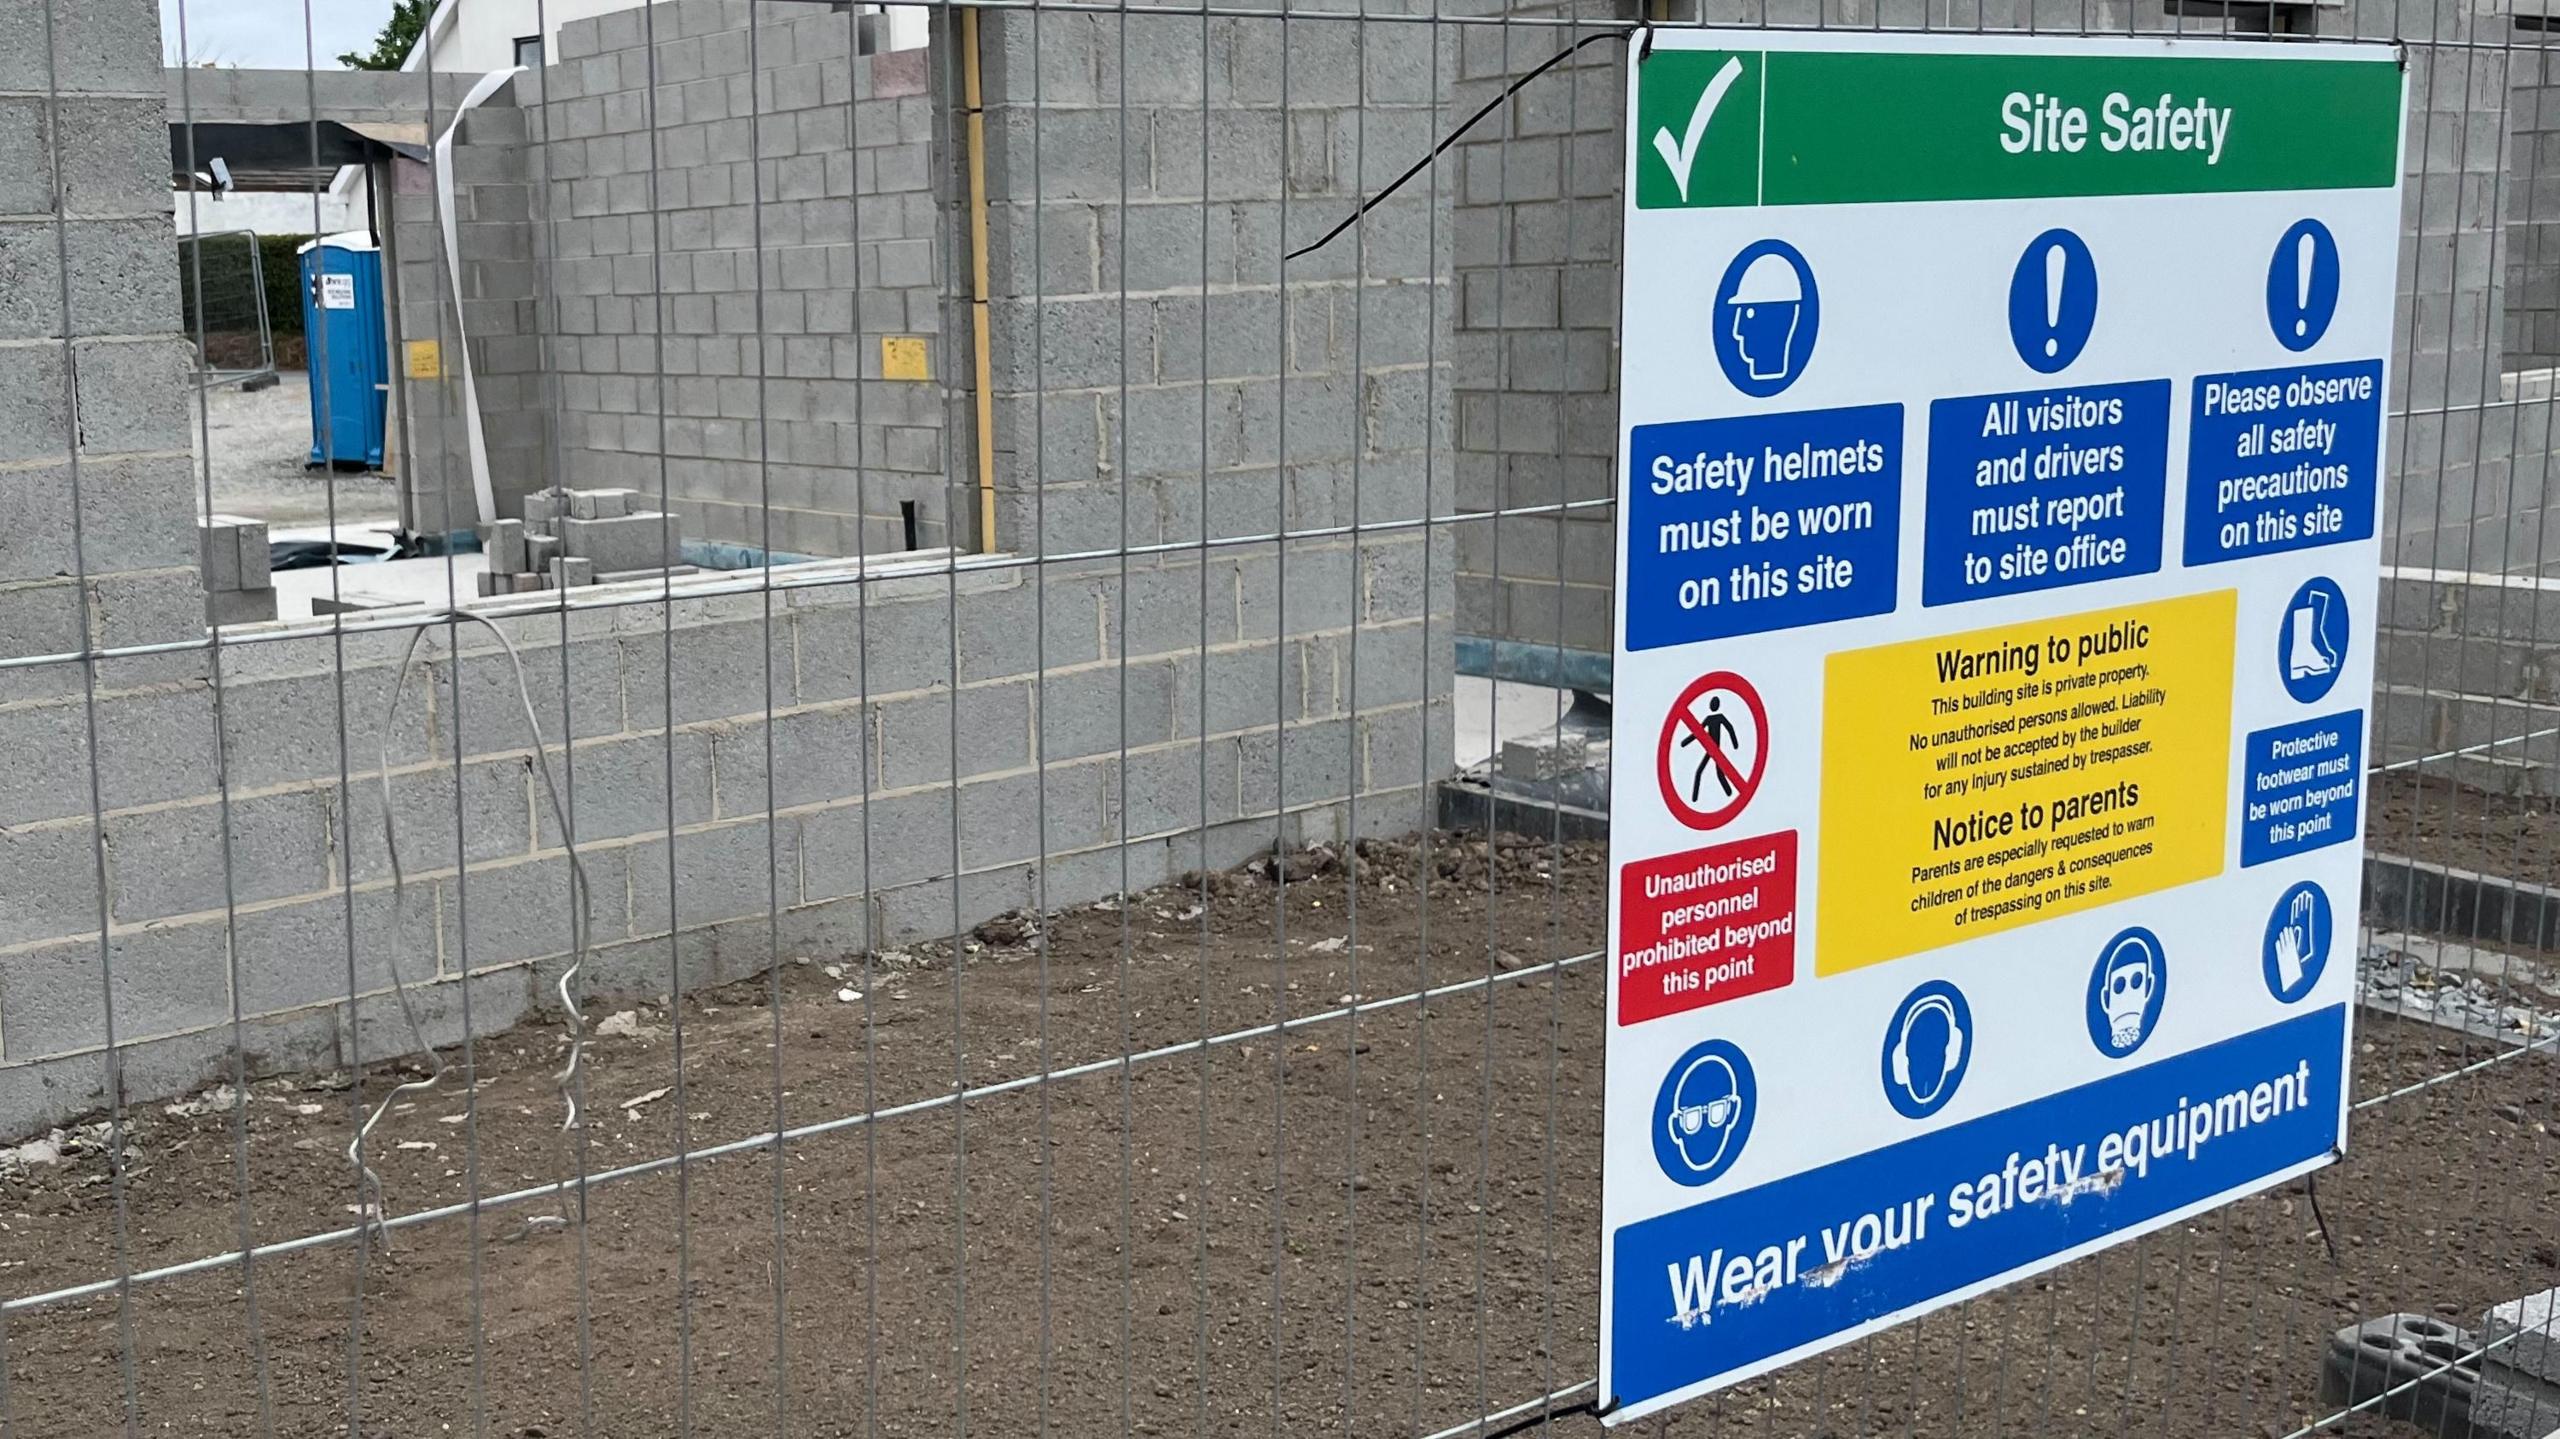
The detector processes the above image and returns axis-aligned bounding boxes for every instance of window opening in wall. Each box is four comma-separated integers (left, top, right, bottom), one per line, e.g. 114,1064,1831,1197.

901,500,921,551
513,34,544,68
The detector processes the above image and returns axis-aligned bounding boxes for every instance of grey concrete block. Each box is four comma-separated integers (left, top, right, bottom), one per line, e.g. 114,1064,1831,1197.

536,730,717,848
0,819,103,947
344,758,534,886
204,586,276,626
0,0,164,95
0,1005,341,1135
627,816,803,934
334,966,533,1067
874,680,1033,789
0,218,180,343
231,885,441,1017
70,339,192,458
953,764,1115,869
199,514,255,591
561,511,680,571
527,532,563,570
0,578,81,680
712,703,869,813
218,664,434,792
569,486,637,519
451,849,630,974
0,920,231,1059
479,518,527,573
550,557,597,588
0,454,197,584
433,628,628,748
104,787,332,925
0,340,70,463
618,612,789,727
0,685,220,823
1038,658,1177,761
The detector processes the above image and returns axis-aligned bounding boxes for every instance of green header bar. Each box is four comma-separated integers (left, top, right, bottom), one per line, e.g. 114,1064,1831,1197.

1633,48,2403,209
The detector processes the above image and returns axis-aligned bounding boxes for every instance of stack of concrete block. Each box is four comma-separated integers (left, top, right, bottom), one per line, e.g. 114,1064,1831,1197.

476,488,685,597
2475,1289,2560,1439
198,514,276,625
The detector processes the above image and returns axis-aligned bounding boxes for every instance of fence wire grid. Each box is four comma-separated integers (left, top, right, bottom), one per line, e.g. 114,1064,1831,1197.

0,0,2557,1436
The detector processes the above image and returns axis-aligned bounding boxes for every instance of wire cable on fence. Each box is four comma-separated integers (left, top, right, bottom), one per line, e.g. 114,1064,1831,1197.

2,947,1600,1318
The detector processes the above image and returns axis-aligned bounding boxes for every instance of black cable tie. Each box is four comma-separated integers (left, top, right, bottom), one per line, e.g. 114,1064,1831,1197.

2306,1172,2341,1264
1635,22,1656,64
1283,25,1642,264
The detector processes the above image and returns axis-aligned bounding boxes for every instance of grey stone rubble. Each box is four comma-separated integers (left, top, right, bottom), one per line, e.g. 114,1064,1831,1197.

2357,932,2560,1044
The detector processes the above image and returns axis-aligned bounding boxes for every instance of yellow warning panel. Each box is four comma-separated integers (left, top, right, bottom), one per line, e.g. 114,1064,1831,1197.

881,335,930,381
1816,589,2236,974
404,339,443,380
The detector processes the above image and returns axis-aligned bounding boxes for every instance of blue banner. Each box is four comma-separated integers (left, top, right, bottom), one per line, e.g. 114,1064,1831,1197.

2241,711,2363,866
1921,380,2170,606
1610,1006,2344,1408
2183,361,2382,565
1624,406,1904,650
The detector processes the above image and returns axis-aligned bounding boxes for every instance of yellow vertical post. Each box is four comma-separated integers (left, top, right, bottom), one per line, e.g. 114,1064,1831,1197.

961,7,998,554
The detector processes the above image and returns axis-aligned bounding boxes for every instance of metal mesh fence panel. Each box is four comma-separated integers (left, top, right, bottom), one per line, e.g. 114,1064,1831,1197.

0,0,2556,1436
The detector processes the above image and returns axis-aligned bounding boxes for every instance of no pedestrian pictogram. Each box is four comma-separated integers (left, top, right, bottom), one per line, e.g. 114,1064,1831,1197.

1656,671,1768,830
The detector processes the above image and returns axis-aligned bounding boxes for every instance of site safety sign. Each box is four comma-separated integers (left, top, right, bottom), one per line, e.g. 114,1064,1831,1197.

1600,32,2403,1422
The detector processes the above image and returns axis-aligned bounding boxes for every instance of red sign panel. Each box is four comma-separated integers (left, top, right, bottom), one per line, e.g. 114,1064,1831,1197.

1616,831,1798,1025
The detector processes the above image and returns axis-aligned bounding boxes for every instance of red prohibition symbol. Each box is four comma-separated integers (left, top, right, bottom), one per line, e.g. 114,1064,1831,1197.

1655,670,1769,831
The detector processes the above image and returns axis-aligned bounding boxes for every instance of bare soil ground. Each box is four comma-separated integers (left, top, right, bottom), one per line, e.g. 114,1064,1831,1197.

1,833,2554,1439
2370,770,2560,888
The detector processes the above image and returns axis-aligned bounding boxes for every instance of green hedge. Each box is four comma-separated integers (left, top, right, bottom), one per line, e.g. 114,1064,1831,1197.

177,232,313,340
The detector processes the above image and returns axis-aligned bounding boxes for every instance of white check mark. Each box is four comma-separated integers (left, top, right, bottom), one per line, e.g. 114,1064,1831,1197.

1652,56,1745,203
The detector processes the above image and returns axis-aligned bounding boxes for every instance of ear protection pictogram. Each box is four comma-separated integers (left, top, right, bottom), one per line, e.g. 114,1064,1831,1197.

1889,994,1965,1106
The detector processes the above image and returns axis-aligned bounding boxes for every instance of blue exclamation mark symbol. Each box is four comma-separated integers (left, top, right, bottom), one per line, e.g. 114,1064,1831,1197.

2268,218,2340,352
2008,228,2098,374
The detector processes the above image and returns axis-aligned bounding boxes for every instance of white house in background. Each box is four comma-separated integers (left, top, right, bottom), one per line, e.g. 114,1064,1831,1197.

401,0,926,75
172,184,367,239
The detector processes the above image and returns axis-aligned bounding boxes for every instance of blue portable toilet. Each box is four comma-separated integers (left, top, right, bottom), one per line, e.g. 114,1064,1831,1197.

299,233,388,469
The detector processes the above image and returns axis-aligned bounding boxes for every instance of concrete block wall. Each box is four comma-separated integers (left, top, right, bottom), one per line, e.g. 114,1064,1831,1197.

2375,564,2560,794
391,91,554,535
1449,0,1623,686
0,540,1449,1137
0,0,205,701
539,0,952,558
0,0,1458,1137
969,0,1459,704
2506,47,2560,371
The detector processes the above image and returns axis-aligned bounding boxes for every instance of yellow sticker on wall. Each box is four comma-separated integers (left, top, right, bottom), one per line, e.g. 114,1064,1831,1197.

881,335,929,382
1815,588,2236,974
404,339,443,380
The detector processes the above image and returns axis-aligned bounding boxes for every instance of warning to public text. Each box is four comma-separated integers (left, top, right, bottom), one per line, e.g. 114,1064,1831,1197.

1815,590,2236,973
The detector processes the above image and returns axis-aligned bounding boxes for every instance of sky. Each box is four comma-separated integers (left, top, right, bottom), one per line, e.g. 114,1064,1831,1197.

159,0,394,68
